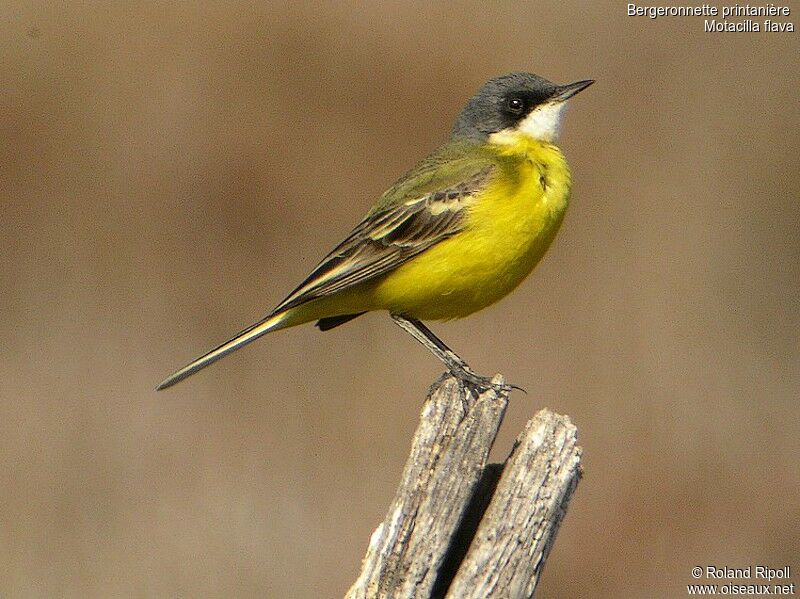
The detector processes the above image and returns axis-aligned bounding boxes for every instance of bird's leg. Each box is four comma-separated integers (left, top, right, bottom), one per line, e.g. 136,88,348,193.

390,314,515,393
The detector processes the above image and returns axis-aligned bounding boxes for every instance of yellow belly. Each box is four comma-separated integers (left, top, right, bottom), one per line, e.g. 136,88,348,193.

372,139,572,320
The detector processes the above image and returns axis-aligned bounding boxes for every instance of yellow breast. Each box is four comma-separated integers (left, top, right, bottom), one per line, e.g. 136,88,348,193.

372,133,572,320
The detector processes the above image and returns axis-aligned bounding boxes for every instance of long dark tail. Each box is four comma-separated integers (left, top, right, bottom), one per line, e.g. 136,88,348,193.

156,312,288,390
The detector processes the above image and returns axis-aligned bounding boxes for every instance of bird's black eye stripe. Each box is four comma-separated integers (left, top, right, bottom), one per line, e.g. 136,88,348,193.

506,97,526,114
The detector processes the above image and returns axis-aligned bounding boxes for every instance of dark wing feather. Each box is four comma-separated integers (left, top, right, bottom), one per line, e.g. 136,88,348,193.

315,313,366,331
272,165,494,314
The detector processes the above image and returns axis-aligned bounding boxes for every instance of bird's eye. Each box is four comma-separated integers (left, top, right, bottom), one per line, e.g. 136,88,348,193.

506,97,525,114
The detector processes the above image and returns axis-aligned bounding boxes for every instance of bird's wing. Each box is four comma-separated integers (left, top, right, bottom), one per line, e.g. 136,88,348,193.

272,148,495,314
155,144,495,390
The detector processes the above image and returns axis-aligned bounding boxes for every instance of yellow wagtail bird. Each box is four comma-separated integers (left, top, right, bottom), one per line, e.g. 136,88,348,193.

158,72,593,391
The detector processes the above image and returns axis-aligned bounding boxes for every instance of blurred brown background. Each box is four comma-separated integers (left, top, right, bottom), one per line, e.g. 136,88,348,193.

2,1,798,597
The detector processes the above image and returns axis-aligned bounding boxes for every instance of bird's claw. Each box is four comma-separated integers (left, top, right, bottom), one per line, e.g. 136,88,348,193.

446,365,525,395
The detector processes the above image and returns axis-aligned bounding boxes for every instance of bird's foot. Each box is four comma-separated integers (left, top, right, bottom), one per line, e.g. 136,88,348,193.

447,364,525,395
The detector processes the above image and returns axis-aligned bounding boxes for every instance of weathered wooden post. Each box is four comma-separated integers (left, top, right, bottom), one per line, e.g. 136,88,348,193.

346,374,582,599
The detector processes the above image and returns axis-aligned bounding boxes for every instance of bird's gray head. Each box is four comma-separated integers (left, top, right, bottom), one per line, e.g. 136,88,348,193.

451,72,593,143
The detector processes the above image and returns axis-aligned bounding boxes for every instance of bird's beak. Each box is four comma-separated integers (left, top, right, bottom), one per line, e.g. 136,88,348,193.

551,80,595,102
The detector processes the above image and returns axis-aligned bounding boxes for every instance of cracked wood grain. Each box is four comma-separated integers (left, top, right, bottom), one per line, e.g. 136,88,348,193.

345,374,581,599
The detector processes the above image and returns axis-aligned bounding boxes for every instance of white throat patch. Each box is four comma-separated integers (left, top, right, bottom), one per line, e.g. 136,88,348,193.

518,101,569,142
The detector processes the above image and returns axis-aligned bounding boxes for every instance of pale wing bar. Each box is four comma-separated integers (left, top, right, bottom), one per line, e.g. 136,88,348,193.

272,167,493,314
